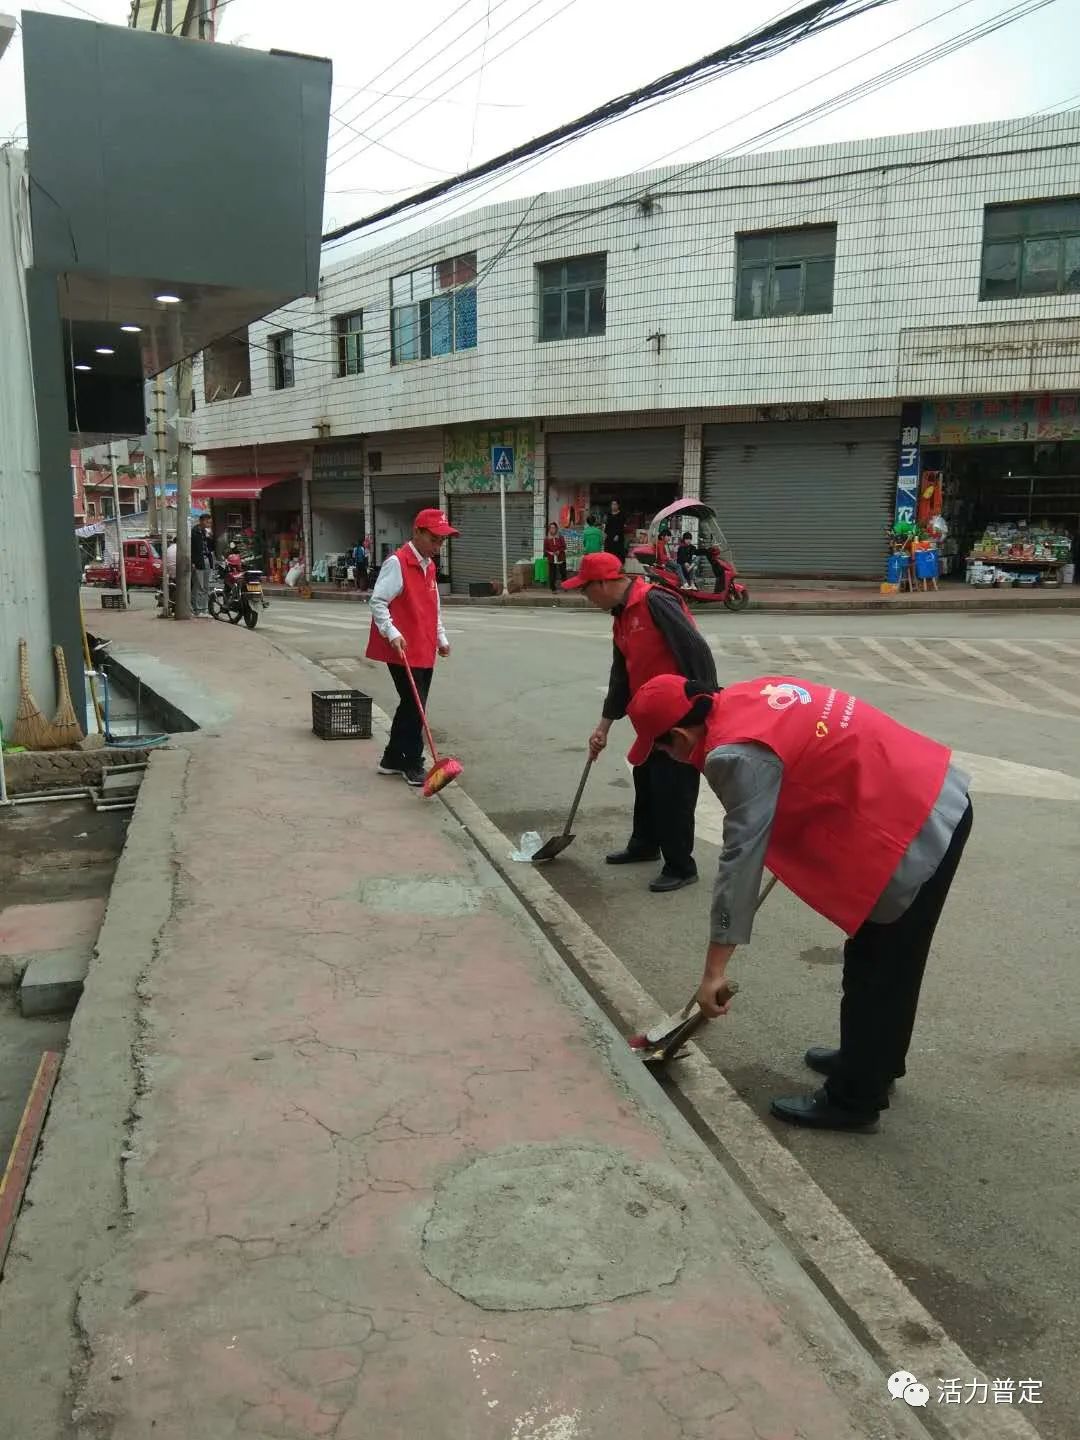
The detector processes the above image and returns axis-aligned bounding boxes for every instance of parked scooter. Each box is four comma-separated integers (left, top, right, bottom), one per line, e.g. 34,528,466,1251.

210,555,268,629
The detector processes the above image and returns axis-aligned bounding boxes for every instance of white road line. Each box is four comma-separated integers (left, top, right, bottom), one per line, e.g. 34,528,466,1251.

1031,639,1080,659
779,633,814,665
954,750,1080,802
819,636,892,685
991,638,1080,681
975,642,1080,712
923,638,1038,712
862,637,958,699
741,635,772,668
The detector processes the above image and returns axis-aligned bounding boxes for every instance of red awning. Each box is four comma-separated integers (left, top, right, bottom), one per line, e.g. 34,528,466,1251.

192,475,291,502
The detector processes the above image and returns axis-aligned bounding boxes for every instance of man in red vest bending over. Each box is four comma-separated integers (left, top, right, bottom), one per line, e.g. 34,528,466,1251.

367,508,458,786
626,673,973,1133
562,551,716,893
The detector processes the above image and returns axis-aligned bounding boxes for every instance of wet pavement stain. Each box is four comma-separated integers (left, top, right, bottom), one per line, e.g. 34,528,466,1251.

800,946,844,967
352,876,485,917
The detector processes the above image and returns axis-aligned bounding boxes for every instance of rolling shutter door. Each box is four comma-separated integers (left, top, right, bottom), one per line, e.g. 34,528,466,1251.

371,474,439,506
701,420,896,578
546,427,683,484
310,479,363,511
447,494,534,594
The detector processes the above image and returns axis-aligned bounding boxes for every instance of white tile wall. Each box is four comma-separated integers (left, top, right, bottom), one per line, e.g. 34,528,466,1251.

194,111,1080,457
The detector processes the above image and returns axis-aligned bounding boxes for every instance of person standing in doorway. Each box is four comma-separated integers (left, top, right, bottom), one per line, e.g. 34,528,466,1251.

191,513,214,619
544,522,567,591
604,500,626,562
352,538,370,591
366,508,458,787
562,551,716,893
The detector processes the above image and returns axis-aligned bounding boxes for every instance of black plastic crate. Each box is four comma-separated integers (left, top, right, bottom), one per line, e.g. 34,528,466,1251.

311,689,372,740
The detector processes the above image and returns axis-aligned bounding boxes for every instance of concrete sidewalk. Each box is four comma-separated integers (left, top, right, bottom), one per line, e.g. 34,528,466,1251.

1,611,939,1440
266,579,1080,613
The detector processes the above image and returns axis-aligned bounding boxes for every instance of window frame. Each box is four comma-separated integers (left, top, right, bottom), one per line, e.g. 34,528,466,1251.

335,311,364,377
389,252,477,366
734,225,837,321
980,198,1080,301
537,253,607,342
269,330,295,390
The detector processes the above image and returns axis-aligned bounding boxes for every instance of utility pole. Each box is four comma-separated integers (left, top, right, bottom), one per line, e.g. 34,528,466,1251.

174,357,193,618
153,374,171,617
108,440,130,610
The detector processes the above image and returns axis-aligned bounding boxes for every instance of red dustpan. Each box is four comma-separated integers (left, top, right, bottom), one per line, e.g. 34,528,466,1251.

401,656,463,797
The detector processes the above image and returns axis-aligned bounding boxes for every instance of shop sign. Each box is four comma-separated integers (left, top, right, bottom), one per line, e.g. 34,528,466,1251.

894,403,921,526
444,424,535,493
312,445,364,483
921,394,1080,445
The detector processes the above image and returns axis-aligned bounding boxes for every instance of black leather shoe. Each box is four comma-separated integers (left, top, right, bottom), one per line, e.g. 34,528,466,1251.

649,870,699,894
770,1089,879,1133
605,848,660,865
805,1046,897,1093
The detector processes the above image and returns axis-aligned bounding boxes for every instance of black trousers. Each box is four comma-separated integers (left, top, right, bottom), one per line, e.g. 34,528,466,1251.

826,799,974,1115
547,559,567,591
629,749,699,877
381,663,432,770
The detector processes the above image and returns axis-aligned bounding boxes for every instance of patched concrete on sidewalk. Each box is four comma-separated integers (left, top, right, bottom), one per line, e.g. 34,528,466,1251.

18,945,93,1016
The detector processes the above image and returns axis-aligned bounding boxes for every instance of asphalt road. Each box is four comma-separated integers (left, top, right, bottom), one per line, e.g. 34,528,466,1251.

259,597,1079,1436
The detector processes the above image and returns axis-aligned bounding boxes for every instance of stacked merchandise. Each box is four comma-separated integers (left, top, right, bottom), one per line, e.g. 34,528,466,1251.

967,522,1073,585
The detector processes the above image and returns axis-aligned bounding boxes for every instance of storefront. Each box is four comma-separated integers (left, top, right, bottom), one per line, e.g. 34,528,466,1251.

367,428,442,564
310,444,364,566
702,418,897,578
916,395,1080,584
545,427,683,564
192,474,300,582
444,423,536,594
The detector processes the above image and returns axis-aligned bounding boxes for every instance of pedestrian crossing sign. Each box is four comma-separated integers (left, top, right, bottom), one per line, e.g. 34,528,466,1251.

491,445,515,475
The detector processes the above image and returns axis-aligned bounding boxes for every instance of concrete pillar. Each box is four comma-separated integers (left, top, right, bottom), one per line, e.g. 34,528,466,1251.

532,428,546,559
682,422,702,501
301,452,312,577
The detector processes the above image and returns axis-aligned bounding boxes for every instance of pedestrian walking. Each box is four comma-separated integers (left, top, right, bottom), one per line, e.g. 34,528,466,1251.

352,538,370,591
603,500,626,562
544,522,567,591
562,551,716,893
191,514,214,618
625,672,974,1132
366,508,458,786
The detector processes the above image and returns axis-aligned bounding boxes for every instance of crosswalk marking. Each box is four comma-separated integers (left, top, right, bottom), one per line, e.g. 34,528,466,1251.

911,638,1037,713
819,635,892,686
861,636,958,700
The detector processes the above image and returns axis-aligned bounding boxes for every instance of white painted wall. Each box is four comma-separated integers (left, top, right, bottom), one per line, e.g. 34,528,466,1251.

194,112,1080,459
0,149,54,737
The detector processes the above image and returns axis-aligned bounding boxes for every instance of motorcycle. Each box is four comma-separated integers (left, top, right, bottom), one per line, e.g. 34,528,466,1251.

209,557,268,629
631,499,750,612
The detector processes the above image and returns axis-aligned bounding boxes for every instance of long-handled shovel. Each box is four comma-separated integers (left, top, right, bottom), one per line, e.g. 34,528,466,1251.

531,757,593,862
630,874,779,1068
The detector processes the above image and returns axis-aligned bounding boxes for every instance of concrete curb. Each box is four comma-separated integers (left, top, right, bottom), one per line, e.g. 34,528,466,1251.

437,780,1045,1440
0,749,189,1440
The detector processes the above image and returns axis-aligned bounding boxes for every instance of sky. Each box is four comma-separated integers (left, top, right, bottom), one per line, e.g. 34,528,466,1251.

2,0,1079,255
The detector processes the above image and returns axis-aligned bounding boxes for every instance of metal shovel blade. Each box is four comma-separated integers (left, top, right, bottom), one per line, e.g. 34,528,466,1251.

531,830,576,863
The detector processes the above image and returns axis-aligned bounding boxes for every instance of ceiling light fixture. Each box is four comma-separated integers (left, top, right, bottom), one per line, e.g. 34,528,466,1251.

95,346,115,355
155,293,182,304
75,363,91,372
120,324,142,333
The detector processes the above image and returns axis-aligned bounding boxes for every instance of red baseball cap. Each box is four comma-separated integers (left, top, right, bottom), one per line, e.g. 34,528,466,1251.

627,674,709,766
561,551,623,589
415,507,459,537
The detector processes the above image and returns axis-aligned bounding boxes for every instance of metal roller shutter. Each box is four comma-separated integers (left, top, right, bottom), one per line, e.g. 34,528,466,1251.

546,427,683,484
310,479,363,510
447,494,534,594
701,420,896,578
371,474,439,505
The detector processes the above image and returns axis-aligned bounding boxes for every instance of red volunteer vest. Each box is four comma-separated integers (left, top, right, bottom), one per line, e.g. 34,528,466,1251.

612,577,692,697
701,677,951,936
365,545,439,668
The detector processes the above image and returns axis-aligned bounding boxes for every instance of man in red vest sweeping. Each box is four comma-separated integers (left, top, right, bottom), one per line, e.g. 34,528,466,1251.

562,551,716,893
367,508,458,786
626,673,973,1132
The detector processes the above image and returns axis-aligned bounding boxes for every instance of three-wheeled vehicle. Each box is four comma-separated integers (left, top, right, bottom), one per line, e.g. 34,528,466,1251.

630,499,749,611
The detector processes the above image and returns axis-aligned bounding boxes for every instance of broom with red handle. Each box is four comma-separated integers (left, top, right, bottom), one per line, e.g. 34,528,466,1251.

400,653,463,797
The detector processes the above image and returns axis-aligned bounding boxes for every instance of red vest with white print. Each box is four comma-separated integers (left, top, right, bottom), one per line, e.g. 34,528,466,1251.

700,677,951,935
365,545,439,668
612,577,693,697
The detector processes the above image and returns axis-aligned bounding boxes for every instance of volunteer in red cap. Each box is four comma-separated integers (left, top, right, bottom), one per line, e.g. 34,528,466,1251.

562,550,716,893
627,673,973,1132
367,508,458,786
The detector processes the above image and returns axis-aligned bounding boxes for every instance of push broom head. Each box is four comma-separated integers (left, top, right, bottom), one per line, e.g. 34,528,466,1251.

422,755,463,797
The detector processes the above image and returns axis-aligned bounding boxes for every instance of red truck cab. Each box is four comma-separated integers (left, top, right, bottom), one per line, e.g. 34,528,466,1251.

84,538,163,588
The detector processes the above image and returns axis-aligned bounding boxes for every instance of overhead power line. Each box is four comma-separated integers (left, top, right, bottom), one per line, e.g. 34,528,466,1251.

321,0,895,244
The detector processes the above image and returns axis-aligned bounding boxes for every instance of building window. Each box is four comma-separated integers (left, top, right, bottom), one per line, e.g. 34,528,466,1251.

87,501,97,518
981,198,1080,300
204,330,252,403
336,312,364,377
391,253,477,365
270,331,295,390
735,225,836,320
538,254,606,341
